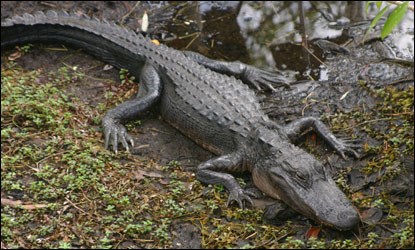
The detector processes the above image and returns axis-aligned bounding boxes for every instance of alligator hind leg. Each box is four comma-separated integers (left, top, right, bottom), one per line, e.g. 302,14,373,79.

196,151,256,208
102,62,162,153
183,51,290,91
284,117,360,159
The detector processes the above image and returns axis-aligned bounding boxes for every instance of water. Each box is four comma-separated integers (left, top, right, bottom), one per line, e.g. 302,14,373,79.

155,1,414,81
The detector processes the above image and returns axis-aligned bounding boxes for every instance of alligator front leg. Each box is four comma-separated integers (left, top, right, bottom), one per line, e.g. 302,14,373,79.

284,117,360,159
183,51,290,91
196,151,255,208
103,62,162,153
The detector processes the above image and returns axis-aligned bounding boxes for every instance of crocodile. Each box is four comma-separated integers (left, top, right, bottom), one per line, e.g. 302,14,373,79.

1,11,361,230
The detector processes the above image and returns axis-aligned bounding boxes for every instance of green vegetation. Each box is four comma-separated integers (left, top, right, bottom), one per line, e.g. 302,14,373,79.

366,1,410,39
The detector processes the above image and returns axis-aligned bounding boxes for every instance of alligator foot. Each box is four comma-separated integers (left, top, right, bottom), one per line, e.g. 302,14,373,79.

333,138,362,159
102,63,162,153
196,151,257,209
183,51,290,91
241,65,291,91
102,117,134,153
284,117,362,159
227,188,257,209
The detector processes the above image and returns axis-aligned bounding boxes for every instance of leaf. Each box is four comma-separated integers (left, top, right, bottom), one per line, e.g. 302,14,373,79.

103,64,113,71
381,1,409,39
8,51,22,61
367,5,389,33
375,1,383,9
361,207,383,225
340,89,351,100
141,11,149,32
151,39,160,45
305,226,321,239
134,168,164,182
1,198,48,209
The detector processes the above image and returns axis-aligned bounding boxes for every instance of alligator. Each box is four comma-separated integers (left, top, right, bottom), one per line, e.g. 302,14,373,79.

1,11,361,230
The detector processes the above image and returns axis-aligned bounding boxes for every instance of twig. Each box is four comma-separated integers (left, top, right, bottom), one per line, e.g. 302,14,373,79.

301,44,329,68
64,197,88,214
184,32,201,50
343,117,396,130
384,111,413,116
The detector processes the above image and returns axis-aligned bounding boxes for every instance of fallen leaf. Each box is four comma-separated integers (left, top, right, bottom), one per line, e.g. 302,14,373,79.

1,198,22,206
134,168,164,181
141,11,149,32
361,207,383,225
20,204,48,210
305,226,320,239
1,197,48,209
340,90,351,100
103,64,113,71
351,191,365,200
8,51,22,61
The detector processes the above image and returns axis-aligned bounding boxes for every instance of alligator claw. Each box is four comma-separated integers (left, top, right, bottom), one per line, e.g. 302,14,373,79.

103,117,134,153
226,188,256,209
243,66,290,92
336,140,362,160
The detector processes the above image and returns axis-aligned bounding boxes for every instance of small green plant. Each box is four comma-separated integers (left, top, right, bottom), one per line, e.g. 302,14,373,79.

280,236,306,249
307,237,327,248
366,1,410,39
152,218,171,244
391,216,414,248
119,68,136,85
58,241,72,249
167,160,181,168
98,232,113,249
124,220,154,236
20,44,33,53
330,239,357,249
205,199,219,212
161,198,185,217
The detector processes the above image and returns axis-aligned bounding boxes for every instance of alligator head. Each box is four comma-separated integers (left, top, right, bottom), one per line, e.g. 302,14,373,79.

251,143,360,230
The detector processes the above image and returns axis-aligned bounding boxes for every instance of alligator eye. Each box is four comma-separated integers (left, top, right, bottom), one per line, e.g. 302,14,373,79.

296,172,307,182
295,171,311,188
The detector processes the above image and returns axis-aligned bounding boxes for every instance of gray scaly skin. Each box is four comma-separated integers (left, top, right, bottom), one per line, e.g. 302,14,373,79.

1,11,361,230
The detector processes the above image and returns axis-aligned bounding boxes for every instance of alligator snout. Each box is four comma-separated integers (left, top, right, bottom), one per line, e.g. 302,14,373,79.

335,209,360,230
